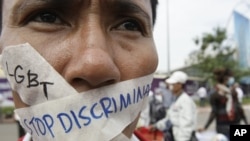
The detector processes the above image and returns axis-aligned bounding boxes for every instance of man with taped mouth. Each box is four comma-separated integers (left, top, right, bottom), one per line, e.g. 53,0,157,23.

0,0,159,140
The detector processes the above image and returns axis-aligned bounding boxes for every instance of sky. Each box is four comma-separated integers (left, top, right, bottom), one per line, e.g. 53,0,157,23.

153,0,243,73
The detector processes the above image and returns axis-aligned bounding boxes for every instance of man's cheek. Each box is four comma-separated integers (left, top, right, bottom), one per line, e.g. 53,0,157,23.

0,30,28,48
137,51,158,74
13,91,29,108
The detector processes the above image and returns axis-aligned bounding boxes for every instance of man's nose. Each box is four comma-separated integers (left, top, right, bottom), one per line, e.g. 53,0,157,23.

63,24,120,92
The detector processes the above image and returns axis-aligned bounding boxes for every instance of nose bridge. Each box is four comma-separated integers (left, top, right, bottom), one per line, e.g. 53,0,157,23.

63,14,120,91
80,48,115,72
79,13,106,50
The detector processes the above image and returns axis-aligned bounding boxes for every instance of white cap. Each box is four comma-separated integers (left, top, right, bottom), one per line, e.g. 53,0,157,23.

165,71,188,84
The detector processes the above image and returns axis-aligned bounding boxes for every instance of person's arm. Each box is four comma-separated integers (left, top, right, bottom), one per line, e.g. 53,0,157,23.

204,111,215,129
203,93,216,130
154,112,169,131
238,104,248,124
198,94,216,132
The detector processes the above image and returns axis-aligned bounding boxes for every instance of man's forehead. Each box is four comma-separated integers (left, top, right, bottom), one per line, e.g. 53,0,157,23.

7,0,151,8
4,0,152,17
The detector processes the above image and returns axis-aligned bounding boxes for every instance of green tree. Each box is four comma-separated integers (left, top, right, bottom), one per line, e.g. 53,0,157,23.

187,27,248,82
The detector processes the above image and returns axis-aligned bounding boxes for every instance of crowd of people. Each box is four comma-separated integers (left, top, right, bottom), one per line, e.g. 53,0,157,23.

10,67,248,141
198,68,248,140
136,68,248,141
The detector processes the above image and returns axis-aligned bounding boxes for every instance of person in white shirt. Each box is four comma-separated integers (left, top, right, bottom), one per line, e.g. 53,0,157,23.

196,86,207,107
151,71,197,141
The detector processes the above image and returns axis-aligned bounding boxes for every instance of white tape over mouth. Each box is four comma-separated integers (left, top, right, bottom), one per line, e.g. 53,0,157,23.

1,43,153,141
1,43,78,105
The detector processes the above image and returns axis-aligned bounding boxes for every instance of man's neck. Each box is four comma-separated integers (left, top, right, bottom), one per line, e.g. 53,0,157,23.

173,90,183,101
174,90,183,96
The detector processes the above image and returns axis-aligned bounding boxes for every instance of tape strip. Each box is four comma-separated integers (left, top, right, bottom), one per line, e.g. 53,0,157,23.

1,43,80,105
0,43,154,140
15,74,152,140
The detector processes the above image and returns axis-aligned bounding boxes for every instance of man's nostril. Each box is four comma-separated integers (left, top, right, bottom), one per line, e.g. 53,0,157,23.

103,79,116,86
70,78,117,92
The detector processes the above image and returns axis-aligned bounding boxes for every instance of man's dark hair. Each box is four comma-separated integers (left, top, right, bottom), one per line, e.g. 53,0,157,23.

151,0,158,25
0,0,158,33
213,67,233,84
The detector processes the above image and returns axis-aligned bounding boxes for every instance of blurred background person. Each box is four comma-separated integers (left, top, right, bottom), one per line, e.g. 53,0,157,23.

199,68,238,140
149,88,166,125
159,81,175,110
196,86,207,107
230,84,248,125
150,71,197,141
232,82,244,104
137,90,154,128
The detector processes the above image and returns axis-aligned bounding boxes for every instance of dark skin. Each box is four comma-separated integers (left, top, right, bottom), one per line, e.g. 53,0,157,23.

0,0,158,32
0,0,158,138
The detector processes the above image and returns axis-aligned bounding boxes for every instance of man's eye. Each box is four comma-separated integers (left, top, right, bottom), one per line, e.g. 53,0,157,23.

116,20,142,31
32,12,62,24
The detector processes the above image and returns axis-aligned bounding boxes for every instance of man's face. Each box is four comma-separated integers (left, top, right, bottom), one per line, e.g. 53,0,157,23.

0,0,158,137
169,83,182,95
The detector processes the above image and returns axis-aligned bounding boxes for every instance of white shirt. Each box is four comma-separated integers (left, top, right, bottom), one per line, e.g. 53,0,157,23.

235,87,244,103
197,87,207,98
156,92,197,141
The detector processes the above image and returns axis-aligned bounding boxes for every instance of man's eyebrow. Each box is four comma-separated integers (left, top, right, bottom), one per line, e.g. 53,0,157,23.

13,0,80,13
108,0,151,23
10,0,83,25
